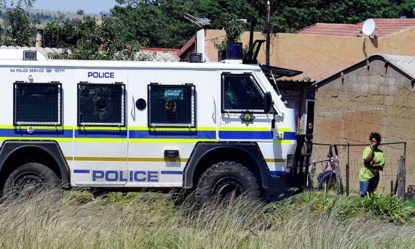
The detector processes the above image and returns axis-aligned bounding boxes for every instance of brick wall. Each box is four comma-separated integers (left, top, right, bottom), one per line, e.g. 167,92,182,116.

313,58,414,191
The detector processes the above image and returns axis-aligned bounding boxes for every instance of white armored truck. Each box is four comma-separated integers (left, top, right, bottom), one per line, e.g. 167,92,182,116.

0,46,297,202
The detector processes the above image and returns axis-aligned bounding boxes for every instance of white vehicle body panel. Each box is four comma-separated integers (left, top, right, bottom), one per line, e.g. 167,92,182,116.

0,51,297,190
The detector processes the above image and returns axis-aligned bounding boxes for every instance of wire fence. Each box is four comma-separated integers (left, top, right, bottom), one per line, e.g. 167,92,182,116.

311,141,406,196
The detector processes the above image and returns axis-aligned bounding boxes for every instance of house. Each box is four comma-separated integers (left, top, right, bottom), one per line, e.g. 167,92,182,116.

313,54,415,192
178,19,415,132
281,18,415,81
139,48,180,62
258,18,415,132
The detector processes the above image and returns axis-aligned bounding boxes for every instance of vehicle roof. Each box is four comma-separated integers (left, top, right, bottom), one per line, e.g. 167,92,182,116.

0,59,261,71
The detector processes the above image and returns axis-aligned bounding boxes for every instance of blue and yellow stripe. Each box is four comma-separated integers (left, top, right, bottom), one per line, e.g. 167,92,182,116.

0,125,296,143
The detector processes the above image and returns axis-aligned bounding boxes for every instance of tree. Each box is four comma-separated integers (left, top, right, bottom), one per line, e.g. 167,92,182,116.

42,13,76,48
0,0,35,9
2,0,414,58
111,1,194,48
270,0,415,32
111,0,260,49
0,4,38,46
116,0,160,5
212,13,247,51
43,12,148,60
112,0,415,48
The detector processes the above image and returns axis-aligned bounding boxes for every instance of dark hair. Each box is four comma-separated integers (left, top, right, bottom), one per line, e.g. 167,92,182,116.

327,144,338,157
369,132,382,144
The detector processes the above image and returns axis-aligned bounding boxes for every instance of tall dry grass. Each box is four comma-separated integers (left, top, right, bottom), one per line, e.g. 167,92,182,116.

0,190,414,249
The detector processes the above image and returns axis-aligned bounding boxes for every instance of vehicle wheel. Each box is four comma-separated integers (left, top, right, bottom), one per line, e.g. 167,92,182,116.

3,163,61,198
196,161,260,207
171,189,190,207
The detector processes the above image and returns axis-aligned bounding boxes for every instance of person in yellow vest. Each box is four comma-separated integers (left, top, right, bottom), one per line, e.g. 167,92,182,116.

359,132,385,197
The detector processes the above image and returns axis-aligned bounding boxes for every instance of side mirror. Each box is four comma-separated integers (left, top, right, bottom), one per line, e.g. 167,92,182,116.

264,92,273,113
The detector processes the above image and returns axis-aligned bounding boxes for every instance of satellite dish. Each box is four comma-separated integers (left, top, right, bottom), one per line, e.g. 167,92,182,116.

362,19,376,36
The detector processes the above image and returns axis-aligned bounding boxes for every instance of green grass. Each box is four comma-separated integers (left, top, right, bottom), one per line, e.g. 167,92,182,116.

0,190,415,248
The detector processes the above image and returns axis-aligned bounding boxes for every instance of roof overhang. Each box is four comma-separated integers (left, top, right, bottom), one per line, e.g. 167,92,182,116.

260,64,303,79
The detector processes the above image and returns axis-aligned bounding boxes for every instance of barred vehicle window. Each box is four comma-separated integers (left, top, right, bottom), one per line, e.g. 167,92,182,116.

148,84,196,127
78,83,125,126
14,82,62,126
222,74,264,113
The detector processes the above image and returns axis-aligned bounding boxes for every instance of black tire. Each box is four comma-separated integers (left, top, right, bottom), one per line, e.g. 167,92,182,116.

196,161,260,206
3,162,61,198
170,189,190,207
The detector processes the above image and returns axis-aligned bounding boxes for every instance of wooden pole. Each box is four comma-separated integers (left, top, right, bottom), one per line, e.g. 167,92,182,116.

346,164,349,196
331,144,343,195
397,155,406,201
265,1,270,66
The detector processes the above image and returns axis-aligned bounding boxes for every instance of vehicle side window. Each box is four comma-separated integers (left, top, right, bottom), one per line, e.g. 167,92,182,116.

14,82,62,126
148,84,196,127
221,74,264,112
77,83,125,126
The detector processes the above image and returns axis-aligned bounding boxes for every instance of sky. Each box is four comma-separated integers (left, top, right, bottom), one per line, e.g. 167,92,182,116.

31,0,119,14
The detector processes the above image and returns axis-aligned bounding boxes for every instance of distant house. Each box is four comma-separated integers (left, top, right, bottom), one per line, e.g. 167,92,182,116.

313,54,415,191
139,48,180,62
0,46,180,62
0,45,64,59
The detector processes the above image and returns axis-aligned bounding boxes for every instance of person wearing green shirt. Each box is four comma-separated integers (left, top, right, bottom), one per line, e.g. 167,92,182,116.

359,132,385,197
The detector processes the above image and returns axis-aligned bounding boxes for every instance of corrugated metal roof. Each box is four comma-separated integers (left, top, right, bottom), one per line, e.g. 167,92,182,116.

141,47,180,54
139,51,180,62
277,77,316,83
0,45,63,58
177,36,195,57
297,18,415,38
0,46,180,62
381,54,415,80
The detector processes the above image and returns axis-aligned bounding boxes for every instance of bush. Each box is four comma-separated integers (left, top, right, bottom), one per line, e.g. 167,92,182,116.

360,193,414,224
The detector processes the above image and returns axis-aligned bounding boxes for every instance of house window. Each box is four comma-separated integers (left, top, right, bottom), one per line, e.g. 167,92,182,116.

14,82,62,126
148,84,196,127
78,83,125,126
222,73,264,113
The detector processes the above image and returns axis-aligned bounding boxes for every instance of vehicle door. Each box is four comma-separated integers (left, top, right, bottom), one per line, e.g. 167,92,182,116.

218,71,273,142
72,79,128,186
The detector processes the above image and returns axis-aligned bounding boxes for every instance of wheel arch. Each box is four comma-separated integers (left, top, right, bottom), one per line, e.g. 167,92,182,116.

183,142,270,191
0,141,70,189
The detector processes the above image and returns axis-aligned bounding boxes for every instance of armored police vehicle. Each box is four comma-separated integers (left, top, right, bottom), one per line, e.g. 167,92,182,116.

0,43,297,203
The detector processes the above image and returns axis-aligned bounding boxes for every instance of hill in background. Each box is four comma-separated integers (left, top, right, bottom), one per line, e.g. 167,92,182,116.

0,8,104,26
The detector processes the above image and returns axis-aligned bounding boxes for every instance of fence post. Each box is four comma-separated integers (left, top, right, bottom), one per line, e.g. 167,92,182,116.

305,154,310,188
397,155,406,201
297,155,304,189
331,144,344,195
391,181,393,195
333,162,343,195
346,164,349,196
